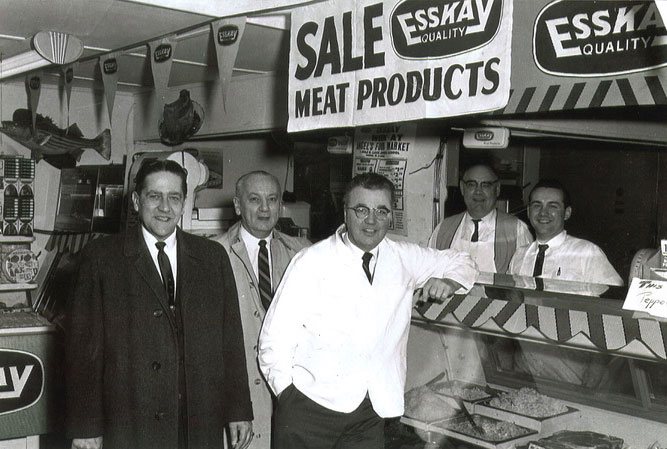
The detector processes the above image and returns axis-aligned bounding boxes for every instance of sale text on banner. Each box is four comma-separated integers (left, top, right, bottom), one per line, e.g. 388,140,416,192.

288,0,513,132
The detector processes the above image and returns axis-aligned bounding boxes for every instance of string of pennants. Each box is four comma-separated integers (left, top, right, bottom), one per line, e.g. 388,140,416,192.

24,17,247,133
414,286,667,361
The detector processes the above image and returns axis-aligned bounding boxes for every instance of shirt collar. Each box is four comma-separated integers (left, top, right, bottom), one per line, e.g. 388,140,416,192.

465,209,496,224
141,225,177,250
341,228,380,260
240,224,273,248
537,230,567,247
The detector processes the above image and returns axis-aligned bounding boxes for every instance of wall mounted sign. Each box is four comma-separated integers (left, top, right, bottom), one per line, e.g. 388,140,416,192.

534,0,667,77
288,0,513,132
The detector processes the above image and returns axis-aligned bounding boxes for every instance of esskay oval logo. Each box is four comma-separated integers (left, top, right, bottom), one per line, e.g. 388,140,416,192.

103,58,118,75
475,131,494,141
534,0,667,77
153,44,172,63
391,0,503,59
0,349,44,415
218,25,239,46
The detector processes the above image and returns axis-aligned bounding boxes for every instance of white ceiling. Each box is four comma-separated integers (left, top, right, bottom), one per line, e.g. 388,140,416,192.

0,0,291,92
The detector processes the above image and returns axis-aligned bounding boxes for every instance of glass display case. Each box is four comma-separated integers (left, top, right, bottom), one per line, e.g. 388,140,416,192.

403,273,667,448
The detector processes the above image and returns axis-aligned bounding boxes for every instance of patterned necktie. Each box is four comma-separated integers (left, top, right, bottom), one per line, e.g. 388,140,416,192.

258,240,272,311
155,241,175,308
362,252,373,284
471,219,481,242
532,244,549,277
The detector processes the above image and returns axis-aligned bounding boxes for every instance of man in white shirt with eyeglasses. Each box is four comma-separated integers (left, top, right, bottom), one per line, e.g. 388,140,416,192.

258,172,477,449
429,164,532,274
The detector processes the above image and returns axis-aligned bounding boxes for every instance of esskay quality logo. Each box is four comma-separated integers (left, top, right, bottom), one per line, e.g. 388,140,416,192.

391,0,503,59
0,349,43,414
103,58,118,75
218,25,240,46
534,0,667,77
153,44,172,63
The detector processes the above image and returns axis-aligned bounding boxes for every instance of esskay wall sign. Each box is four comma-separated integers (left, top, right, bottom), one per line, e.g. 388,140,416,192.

0,349,44,414
534,0,667,77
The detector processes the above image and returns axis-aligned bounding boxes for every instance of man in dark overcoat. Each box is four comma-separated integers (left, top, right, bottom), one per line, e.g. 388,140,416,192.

65,159,253,449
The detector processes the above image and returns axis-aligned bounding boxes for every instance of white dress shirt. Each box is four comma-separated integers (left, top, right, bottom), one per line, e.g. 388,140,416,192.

508,230,623,286
142,226,178,291
240,225,273,288
428,210,533,273
258,225,478,418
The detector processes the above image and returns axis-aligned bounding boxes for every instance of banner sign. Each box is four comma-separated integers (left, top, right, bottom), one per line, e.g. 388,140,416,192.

352,122,416,236
212,17,247,111
288,0,513,132
26,73,42,134
534,0,667,77
497,0,667,115
100,53,120,124
149,37,178,103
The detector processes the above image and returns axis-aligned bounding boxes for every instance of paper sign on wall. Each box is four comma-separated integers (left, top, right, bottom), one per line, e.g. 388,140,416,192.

623,278,667,319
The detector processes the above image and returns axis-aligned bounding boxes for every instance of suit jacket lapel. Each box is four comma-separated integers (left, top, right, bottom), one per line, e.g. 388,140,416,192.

229,224,260,290
124,225,170,310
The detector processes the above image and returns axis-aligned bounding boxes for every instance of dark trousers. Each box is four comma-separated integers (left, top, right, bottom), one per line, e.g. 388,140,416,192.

274,384,384,449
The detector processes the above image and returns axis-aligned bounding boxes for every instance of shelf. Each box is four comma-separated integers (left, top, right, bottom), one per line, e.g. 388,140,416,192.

0,283,37,291
0,236,35,243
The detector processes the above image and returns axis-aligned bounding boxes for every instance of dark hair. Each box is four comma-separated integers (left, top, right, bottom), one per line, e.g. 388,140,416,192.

235,170,281,198
134,159,188,196
529,179,571,208
344,172,395,204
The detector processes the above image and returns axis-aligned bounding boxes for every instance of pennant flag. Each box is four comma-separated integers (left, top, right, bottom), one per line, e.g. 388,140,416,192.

100,53,120,124
61,64,75,130
211,16,246,111
149,36,177,103
26,72,42,133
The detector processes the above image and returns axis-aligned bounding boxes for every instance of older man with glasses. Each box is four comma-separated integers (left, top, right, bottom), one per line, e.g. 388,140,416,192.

258,172,477,449
428,164,533,274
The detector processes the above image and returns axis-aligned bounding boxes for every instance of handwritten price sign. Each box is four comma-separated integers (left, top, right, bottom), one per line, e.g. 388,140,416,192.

623,278,667,319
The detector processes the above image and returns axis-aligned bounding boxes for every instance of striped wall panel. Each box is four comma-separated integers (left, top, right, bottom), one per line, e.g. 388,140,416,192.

494,71,667,115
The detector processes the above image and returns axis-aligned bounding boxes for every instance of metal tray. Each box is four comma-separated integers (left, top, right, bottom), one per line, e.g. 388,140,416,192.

402,414,538,449
475,398,580,433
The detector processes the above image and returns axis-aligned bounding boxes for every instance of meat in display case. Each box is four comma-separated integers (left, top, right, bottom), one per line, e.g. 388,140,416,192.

403,273,667,448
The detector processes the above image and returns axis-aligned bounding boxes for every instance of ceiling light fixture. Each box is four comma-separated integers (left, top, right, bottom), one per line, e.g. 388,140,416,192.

0,31,83,81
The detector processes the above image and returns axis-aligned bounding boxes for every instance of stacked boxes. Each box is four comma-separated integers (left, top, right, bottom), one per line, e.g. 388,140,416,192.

0,158,35,237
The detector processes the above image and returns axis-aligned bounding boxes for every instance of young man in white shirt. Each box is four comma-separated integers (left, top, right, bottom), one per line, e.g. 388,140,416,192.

258,172,478,449
508,179,623,286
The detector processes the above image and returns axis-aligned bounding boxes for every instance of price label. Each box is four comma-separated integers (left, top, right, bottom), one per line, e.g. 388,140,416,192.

623,278,667,319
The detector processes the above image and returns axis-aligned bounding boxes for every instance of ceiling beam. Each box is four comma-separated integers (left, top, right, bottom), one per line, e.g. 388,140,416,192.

120,0,318,19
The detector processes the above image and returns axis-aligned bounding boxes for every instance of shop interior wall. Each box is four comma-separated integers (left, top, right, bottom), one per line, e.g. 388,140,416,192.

537,140,661,282
0,80,135,306
133,136,293,211
132,73,287,141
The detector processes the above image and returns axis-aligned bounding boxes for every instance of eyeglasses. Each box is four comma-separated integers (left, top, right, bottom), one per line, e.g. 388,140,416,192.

462,180,498,191
347,206,391,221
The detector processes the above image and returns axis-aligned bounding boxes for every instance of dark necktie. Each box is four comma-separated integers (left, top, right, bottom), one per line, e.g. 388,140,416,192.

471,219,481,242
155,241,175,308
258,240,272,311
532,244,549,277
362,252,373,284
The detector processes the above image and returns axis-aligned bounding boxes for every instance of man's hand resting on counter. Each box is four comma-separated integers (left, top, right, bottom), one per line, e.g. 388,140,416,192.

421,278,463,302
